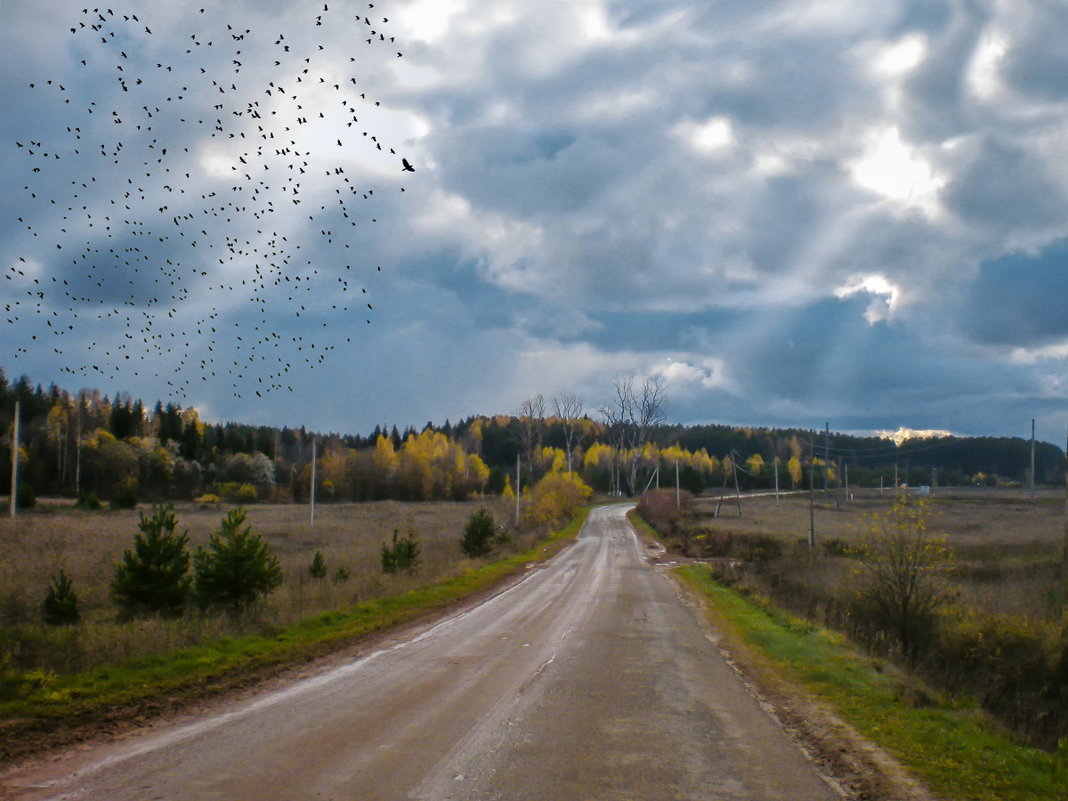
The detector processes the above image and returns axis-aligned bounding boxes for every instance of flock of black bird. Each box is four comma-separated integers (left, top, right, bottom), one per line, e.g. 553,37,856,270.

8,3,412,399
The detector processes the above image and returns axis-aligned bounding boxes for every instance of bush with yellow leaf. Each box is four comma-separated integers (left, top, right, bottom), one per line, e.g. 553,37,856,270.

521,470,592,527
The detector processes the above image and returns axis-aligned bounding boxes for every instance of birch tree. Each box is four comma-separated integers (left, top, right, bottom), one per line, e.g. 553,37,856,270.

552,392,585,473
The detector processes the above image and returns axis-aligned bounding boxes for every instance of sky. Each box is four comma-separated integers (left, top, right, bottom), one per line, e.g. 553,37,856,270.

3,0,1068,445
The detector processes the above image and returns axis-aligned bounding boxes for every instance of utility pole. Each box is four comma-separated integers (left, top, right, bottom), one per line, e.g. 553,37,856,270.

675,459,680,510
844,463,849,504
823,422,829,493
808,436,815,551
515,452,521,525
10,400,19,520
774,456,779,503
310,438,317,526
1030,418,1036,503
733,457,742,517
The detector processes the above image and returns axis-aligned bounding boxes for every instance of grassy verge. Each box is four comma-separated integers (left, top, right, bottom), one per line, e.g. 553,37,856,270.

625,507,659,541
676,564,1068,801
0,508,590,743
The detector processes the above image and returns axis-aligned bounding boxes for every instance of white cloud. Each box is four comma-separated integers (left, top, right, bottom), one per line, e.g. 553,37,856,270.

395,0,468,45
1008,340,1068,365
872,427,953,445
675,116,734,155
834,274,901,324
850,126,944,212
967,31,1008,102
868,33,928,78
652,356,734,393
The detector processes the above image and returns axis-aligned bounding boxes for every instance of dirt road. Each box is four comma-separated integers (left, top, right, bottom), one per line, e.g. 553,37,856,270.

3,505,840,800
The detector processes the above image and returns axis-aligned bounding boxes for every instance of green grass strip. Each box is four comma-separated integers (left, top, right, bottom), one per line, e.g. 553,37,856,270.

676,565,1068,801
1,508,591,725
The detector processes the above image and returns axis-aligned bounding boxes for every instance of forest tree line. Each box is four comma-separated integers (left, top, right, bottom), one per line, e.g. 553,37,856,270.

1,368,1062,507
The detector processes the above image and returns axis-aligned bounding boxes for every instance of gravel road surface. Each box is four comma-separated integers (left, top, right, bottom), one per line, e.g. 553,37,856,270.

3,504,840,800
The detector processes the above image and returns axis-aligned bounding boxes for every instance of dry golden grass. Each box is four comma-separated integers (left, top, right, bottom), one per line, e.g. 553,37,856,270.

691,487,1066,619
0,497,517,673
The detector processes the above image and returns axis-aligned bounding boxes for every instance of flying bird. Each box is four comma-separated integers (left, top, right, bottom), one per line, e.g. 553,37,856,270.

11,4,402,399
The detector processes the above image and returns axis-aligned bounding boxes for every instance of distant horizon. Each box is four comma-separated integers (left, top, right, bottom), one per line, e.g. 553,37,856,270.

5,364,1064,450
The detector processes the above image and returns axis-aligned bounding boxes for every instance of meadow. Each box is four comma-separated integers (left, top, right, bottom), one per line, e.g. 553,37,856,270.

642,486,1068,748
0,497,518,676
688,487,1066,621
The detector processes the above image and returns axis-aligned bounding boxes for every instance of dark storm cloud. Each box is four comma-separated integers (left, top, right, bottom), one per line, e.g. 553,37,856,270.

5,0,1068,443
954,241,1068,348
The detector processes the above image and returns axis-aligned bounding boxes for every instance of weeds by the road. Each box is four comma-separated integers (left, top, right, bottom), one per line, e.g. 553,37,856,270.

677,565,1068,801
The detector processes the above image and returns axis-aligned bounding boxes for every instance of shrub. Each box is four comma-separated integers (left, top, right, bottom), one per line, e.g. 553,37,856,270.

193,507,283,611
16,481,36,510
213,482,260,503
309,550,327,580
332,566,351,584
461,507,497,558
635,488,694,541
110,503,191,620
738,534,783,564
41,570,79,626
522,471,593,527
931,606,1064,744
110,476,139,509
76,490,102,510
851,494,953,662
381,529,421,574
821,538,849,557
234,483,259,503
194,493,221,505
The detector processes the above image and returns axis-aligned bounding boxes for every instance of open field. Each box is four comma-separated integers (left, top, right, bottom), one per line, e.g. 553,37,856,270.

689,487,1066,620
0,497,518,675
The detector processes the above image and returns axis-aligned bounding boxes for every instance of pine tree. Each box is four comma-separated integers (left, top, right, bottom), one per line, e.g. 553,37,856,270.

42,570,80,625
461,508,497,558
111,504,191,620
381,529,421,574
194,507,283,610
309,550,327,579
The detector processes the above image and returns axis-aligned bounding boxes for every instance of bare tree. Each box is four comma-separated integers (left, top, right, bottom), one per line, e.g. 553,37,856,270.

518,394,546,479
597,377,632,496
552,392,585,473
598,375,666,496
